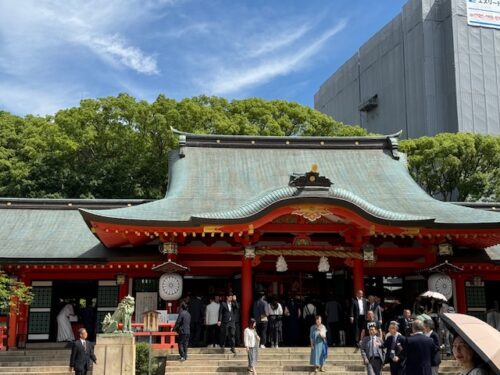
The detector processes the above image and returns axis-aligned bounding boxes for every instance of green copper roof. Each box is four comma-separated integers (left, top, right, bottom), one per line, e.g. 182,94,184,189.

80,132,500,228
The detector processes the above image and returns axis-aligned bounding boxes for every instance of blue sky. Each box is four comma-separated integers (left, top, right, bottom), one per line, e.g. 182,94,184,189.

0,0,407,116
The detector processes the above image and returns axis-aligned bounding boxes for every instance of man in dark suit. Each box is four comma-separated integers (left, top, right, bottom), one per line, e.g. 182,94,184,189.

218,293,237,354
69,328,96,375
188,295,204,347
350,289,369,345
402,320,434,375
423,319,441,375
397,309,414,337
174,303,191,361
383,321,405,375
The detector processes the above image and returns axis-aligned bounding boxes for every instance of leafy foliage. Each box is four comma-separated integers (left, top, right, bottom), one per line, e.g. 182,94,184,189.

400,133,500,201
135,342,159,375
0,94,365,199
0,271,33,313
1,95,498,201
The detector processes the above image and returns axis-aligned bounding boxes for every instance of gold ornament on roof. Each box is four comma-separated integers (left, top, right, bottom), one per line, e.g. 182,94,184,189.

292,206,331,222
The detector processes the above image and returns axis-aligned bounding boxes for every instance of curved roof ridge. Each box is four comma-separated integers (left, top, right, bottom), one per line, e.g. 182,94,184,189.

328,186,434,222
193,185,434,223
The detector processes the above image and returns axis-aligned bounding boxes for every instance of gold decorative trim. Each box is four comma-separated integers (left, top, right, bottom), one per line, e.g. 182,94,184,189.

291,206,331,222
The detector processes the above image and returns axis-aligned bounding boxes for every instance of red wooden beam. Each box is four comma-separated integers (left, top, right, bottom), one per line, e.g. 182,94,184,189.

259,223,351,233
184,261,242,268
178,246,240,254
376,247,431,256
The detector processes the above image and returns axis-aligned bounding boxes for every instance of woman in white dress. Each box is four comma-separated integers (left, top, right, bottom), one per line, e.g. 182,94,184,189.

57,302,75,342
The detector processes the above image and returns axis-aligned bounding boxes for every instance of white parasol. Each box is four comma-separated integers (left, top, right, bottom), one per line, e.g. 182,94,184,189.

419,290,448,302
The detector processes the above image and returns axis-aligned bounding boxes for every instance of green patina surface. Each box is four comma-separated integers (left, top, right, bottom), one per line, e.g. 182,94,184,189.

80,134,500,227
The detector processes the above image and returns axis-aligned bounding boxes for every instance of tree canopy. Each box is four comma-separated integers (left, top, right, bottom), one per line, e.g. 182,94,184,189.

0,94,366,199
400,133,500,201
0,271,33,313
0,93,498,201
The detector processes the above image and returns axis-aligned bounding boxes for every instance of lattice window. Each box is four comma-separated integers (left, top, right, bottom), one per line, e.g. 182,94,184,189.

28,312,50,334
31,287,52,308
97,286,118,307
465,287,486,308
134,278,159,293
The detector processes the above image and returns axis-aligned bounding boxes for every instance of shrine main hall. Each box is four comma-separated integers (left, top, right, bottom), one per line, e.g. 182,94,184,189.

0,130,499,347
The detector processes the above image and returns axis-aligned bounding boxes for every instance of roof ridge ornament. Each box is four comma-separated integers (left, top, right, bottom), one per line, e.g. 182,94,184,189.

289,164,332,189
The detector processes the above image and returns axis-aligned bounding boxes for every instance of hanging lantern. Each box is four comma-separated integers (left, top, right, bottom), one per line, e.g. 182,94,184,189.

318,256,330,272
276,255,288,272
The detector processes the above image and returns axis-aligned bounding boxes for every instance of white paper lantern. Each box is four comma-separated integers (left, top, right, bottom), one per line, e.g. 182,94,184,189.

276,255,288,272
159,273,183,301
318,256,330,272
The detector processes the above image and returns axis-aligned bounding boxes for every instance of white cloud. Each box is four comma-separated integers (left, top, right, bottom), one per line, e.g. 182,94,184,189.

245,24,312,58
208,19,347,95
0,1,159,76
77,34,159,75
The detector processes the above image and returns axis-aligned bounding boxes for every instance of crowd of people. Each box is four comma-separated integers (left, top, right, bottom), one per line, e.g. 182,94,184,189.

174,289,495,374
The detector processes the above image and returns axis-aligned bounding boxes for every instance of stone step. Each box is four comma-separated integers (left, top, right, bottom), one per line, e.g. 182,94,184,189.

164,360,459,368
0,357,68,362
0,361,68,367
0,366,71,373
0,350,71,356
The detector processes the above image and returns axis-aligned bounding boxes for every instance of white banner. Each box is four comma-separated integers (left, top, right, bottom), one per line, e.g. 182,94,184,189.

467,0,500,29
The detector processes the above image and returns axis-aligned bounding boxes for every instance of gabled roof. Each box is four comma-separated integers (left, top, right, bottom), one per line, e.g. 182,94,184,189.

80,131,500,234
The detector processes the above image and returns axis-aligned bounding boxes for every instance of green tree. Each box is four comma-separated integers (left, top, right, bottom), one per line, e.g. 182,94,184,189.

0,272,33,313
2,94,365,199
400,133,500,201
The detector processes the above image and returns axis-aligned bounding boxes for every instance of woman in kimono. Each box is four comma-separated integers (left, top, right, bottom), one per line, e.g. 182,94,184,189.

310,315,328,372
244,318,260,374
57,301,76,342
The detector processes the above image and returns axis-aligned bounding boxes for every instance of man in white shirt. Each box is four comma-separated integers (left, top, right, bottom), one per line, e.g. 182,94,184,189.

205,296,220,348
350,290,369,345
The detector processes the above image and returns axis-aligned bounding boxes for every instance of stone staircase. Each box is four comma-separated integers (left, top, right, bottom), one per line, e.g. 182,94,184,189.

162,347,460,375
0,346,459,375
0,348,72,375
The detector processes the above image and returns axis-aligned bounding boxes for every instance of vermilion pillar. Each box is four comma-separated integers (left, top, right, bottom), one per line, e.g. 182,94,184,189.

241,257,253,333
118,276,129,300
353,258,364,294
454,276,466,313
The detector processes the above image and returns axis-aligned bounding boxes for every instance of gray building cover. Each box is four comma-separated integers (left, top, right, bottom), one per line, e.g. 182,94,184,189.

314,0,500,138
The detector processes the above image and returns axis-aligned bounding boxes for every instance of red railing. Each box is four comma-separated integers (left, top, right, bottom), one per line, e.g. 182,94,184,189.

131,322,178,350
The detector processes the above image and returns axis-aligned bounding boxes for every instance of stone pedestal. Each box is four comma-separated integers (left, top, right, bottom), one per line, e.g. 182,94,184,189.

93,334,135,375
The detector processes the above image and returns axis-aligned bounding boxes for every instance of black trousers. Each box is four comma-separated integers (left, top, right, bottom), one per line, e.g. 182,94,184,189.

327,321,340,346
178,334,189,359
389,361,403,375
235,321,241,346
257,321,268,347
74,369,89,375
354,314,366,343
206,324,218,346
367,357,383,375
220,323,235,350
190,322,202,346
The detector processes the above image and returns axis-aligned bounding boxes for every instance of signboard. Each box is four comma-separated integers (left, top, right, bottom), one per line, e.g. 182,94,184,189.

157,310,178,323
467,0,500,29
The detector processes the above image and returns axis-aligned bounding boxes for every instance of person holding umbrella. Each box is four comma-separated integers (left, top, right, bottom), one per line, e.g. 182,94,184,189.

452,335,489,375
441,312,500,375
